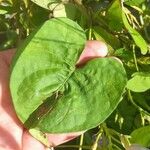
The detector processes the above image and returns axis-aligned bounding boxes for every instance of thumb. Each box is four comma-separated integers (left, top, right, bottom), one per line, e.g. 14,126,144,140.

76,40,108,66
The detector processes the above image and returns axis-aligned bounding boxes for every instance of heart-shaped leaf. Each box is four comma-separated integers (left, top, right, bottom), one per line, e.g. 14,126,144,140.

127,72,150,92
10,18,127,134
130,126,150,147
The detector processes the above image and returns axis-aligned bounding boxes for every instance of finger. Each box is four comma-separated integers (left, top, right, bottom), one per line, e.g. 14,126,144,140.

0,59,10,103
0,49,15,66
47,131,83,146
0,54,16,108
0,54,23,150
77,40,108,66
0,50,17,111
0,126,22,150
22,130,45,150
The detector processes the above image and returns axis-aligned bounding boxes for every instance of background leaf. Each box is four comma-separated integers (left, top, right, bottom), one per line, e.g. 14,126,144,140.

132,92,150,114
130,125,150,147
106,0,124,32
124,0,145,7
127,72,150,92
122,12,148,55
53,3,79,19
93,26,121,49
31,0,62,10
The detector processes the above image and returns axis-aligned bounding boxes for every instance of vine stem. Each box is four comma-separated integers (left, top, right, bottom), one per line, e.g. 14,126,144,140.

127,89,149,115
57,145,91,149
127,90,149,125
120,134,130,149
89,28,92,40
132,45,139,72
79,133,84,150
113,144,122,150
92,131,102,150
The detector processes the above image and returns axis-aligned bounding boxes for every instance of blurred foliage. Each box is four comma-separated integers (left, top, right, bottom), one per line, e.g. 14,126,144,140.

0,0,150,149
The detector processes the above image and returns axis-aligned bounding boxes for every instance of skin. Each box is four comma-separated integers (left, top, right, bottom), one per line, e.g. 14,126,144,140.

127,145,149,150
0,40,108,150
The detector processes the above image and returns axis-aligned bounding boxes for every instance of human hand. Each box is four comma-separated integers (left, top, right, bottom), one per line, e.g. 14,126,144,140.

0,40,108,150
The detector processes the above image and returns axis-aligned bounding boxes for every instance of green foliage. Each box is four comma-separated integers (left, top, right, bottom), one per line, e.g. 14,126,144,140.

93,26,121,49
127,72,150,92
1,0,150,149
130,125,150,147
125,0,145,6
122,12,148,55
30,0,61,10
106,0,124,31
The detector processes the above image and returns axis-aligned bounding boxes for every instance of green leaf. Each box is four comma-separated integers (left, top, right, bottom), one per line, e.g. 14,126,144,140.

31,0,68,10
124,0,145,6
31,0,59,9
19,3,49,29
114,48,133,62
31,0,78,20
0,9,8,14
106,0,124,31
127,72,150,92
130,126,150,147
132,93,150,113
107,97,140,135
53,3,79,19
10,18,127,136
93,26,121,49
138,57,150,65
122,12,148,55
0,6,12,14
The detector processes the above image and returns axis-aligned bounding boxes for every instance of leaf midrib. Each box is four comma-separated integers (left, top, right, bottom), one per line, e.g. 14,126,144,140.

24,66,75,128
